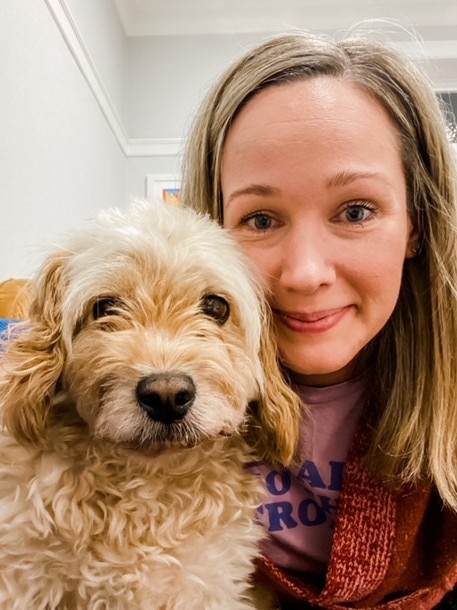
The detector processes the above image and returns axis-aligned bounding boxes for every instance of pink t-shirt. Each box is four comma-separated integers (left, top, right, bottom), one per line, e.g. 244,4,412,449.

249,378,367,575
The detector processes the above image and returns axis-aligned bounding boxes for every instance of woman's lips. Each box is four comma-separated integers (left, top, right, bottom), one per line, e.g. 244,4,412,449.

274,306,352,334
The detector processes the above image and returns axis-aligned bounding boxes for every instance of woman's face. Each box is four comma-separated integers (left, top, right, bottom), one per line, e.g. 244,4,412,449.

221,77,418,385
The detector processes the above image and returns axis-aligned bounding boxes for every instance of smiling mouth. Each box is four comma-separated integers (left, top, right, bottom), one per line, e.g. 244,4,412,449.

274,306,351,333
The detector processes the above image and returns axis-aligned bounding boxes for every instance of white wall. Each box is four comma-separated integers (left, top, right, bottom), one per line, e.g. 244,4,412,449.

124,33,268,140
0,0,127,281
64,0,129,120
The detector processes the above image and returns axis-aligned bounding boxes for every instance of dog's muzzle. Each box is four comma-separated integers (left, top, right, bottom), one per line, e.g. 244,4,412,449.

136,373,196,425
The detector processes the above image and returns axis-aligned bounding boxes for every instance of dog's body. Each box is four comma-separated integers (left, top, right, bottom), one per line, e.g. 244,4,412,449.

0,201,300,610
0,425,262,609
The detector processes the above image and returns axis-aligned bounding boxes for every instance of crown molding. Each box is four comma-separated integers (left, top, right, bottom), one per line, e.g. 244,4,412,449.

43,0,182,158
126,138,183,158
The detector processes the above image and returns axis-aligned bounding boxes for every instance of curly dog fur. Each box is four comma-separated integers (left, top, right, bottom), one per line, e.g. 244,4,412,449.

0,201,300,610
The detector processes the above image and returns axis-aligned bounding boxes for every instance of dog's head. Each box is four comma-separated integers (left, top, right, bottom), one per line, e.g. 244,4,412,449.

0,201,300,465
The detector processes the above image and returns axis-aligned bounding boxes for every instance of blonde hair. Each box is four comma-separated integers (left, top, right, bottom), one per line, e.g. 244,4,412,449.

181,30,457,510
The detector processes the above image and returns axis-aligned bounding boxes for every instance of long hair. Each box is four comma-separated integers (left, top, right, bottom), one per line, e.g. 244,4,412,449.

181,30,457,509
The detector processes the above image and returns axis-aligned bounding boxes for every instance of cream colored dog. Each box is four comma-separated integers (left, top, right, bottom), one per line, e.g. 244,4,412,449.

0,201,300,610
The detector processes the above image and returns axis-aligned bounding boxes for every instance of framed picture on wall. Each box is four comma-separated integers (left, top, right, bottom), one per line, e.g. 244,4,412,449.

146,174,181,205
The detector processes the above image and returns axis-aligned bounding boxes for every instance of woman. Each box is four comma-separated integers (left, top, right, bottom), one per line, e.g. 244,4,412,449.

181,30,457,608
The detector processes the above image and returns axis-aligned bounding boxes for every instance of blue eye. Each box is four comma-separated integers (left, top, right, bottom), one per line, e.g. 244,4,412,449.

344,204,373,223
248,214,273,230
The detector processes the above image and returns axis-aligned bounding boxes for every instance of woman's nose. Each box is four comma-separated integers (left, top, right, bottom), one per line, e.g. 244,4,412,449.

278,229,336,293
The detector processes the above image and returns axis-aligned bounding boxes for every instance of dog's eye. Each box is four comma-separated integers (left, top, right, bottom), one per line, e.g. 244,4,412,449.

201,295,230,325
92,298,121,320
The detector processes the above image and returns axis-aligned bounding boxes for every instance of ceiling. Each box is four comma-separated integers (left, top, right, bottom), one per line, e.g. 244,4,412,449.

113,0,457,39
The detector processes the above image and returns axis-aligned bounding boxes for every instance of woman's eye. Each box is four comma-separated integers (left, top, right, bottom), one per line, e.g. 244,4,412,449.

342,204,374,224
92,298,121,320
243,213,276,231
201,294,230,325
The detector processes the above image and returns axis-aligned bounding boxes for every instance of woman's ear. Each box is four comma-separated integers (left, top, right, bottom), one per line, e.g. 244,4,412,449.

405,220,420,259
0,251,69,447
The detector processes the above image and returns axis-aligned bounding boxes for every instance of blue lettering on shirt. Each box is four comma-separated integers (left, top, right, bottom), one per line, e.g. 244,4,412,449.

257,460,345,532
265,470,292,495
259,502,298,532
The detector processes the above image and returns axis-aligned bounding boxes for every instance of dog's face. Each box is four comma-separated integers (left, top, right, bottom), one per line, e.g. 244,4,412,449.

1,201,301,463
66,289,256,452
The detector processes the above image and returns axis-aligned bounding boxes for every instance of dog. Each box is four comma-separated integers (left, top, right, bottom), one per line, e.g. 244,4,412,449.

0,200,300,610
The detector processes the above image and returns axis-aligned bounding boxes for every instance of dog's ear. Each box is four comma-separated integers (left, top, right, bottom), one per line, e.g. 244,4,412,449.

246,309,303,468
0,251,69,447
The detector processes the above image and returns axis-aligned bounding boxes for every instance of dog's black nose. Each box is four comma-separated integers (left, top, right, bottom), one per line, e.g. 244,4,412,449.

136,373,196,424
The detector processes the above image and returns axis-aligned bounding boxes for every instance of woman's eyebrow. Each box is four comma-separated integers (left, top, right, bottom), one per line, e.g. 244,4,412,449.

326,170,388,188
225,184,279,206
